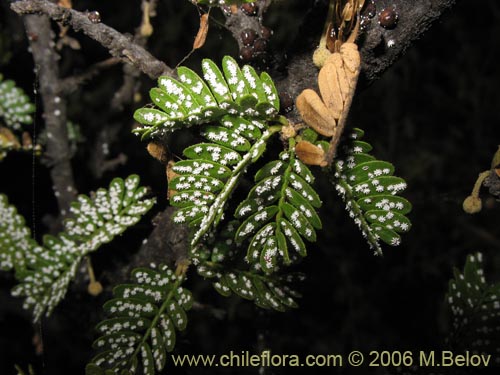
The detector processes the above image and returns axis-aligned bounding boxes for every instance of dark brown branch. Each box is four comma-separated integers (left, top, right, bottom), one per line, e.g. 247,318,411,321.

11,0,172,79
359,0,457,82
104,207,190,287
24,13,77,216
276,0,457,100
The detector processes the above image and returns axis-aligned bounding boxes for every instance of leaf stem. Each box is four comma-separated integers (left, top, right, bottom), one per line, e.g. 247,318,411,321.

274,139,296,264
191,125,282,246
127,274,184,372
332,162,383,256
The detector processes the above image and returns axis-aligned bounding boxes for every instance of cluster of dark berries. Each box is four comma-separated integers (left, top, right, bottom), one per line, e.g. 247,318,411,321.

240,2,258,16
237,2,273,62
239,26,272,62
360,1,399,31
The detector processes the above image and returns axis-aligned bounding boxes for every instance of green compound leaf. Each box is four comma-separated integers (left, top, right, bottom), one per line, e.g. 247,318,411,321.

201,125,251,151
136,58,284,254
236,147,322,273
196,261,303,313
182,143,242,166
332,128,412,255
133,58,279,138
0,73,35,130
89,264,192,375
3,175,155,322
446,253,500,363
222,55,250,101
0,74,36,160
170,115,280,247
0,194,38,272
177,66,217,106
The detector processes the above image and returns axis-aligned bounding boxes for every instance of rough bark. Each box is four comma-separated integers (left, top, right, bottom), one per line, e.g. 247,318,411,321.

11,0,172,79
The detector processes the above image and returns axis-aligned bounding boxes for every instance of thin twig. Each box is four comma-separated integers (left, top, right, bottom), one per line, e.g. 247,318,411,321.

11,0,172,79
24,13,77,218
111,0,159,111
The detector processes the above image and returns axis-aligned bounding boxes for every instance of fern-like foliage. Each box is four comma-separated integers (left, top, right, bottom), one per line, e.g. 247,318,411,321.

0,175,155,322
169,117,280,246
190,221,304,311
0,73,35,159
332,128,412,255
198,261,303,311
86,264,192,375
0,73,35,129
234,142,322,273
133,56,280,139
0,195,39,272
136,57,285,250
446,252,500,362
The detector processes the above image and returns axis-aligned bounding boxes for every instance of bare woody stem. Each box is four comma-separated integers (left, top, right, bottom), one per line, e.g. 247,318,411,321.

10,0,172,79
24,13,77,216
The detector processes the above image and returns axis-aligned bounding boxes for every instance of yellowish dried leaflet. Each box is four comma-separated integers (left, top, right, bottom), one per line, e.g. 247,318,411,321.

296,89,337,137
295,141,328,167
296,42,361,165
318,61,343,118
147,141,169,164
57,0,72,8
139,1,153,37
166,160,178,199
193,14,209,50
0,127,20,148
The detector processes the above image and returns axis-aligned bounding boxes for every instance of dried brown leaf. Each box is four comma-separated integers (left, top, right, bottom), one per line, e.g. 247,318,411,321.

295,141,328,167
296,89,337,137
193,14,209,50
57,0,72,9
296,39,361,165
324,53,350,104
147,141,168,164
318,63,343,118
340,43,360,74
0,127,20,148
166,160,178,199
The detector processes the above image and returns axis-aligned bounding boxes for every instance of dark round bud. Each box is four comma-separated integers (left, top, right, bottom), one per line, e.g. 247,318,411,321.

362,1,376,19
240,28,257,46
87,11,101,24
239,46,254,62
27,32,38,42
253,38,268,53
221,5,232,16
240,3,257,16
260,26,273,40
360,16,371,31
378,6,399,29
279,92,294,114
